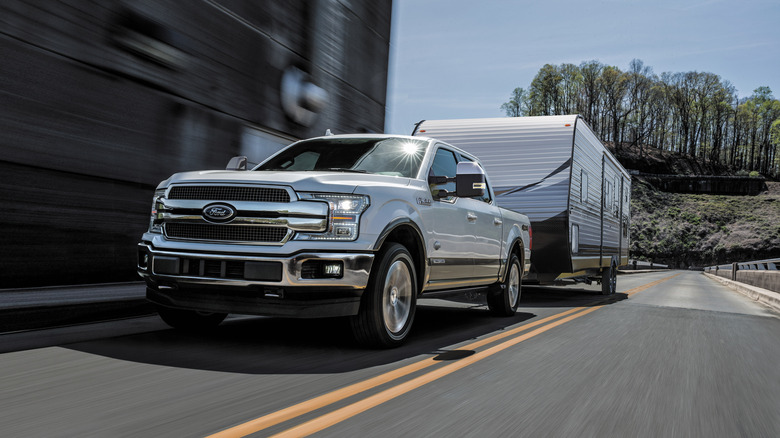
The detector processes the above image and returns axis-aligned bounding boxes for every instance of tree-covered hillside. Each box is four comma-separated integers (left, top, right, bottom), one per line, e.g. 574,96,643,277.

502,59,780,178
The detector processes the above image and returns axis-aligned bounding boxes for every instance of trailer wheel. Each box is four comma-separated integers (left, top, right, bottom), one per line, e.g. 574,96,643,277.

488,253,521,316
601,259,618,295
156,304,227,330
350,243,417,348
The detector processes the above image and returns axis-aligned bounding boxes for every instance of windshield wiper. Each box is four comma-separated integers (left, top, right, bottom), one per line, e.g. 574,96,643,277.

324,168,368,173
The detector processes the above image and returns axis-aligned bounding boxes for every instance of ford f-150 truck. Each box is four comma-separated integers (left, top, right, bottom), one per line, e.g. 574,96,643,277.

137,134,531,347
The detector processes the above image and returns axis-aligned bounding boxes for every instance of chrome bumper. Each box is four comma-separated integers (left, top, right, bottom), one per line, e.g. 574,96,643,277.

137,243,374,289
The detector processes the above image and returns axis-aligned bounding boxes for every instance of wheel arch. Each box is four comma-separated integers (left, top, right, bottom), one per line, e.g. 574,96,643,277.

601,255,619,275
500,237,525,283
373,218,427,294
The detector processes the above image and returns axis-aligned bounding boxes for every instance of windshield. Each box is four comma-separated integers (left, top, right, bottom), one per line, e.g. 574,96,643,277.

256,137,427,178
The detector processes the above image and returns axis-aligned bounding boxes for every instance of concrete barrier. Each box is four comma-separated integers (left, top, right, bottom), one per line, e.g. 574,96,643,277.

0,283,152,333
638,174,765,195
735,270,780,293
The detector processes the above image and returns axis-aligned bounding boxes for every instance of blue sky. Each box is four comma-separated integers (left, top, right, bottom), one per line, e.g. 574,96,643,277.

385,0,780,134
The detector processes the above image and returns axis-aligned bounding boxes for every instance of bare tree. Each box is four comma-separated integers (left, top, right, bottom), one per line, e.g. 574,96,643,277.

578,60,603,132
500,87,528,117
501,61,780,177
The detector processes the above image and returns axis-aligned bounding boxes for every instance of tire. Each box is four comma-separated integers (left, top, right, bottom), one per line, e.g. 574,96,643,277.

601,259,618,295
487,253,521,316
350,243,417,348
156,304,227,330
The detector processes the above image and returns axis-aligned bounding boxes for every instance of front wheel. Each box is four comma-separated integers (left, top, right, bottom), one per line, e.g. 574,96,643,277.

487,253,521,316
156,304,227,330
350,243,417,348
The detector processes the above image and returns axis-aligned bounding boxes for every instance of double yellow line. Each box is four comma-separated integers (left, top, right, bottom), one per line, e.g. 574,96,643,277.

209,273,679,437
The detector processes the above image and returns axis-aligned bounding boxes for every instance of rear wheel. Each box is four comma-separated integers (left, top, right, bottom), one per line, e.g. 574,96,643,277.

487,253,521,316
350,243,417,348
601,259,618,295
156,304,227,330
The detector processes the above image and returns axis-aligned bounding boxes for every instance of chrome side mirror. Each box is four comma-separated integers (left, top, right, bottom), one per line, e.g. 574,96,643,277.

455,162,486,198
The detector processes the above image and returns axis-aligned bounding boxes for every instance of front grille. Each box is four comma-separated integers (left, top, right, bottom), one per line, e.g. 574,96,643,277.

164,223,289,243
168,186,290,203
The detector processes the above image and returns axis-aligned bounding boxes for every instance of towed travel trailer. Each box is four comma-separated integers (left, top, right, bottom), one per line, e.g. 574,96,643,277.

413,115,630,294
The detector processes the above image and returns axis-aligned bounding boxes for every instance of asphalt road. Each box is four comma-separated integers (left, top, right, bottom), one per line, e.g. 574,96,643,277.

1,271,778,437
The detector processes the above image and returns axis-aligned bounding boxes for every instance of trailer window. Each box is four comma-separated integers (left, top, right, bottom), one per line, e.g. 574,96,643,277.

580,170,588,203
571,224,579,254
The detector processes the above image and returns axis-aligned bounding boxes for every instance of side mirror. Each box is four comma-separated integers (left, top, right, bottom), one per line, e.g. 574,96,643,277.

455,162,486,198
226,156,248,171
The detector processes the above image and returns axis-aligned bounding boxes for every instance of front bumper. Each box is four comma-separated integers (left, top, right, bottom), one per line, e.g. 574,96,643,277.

137,243,374,317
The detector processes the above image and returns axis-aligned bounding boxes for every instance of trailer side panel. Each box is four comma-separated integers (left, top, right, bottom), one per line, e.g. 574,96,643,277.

414,117,576,277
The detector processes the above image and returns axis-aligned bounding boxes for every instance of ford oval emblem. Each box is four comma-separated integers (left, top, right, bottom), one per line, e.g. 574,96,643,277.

202,203,236,223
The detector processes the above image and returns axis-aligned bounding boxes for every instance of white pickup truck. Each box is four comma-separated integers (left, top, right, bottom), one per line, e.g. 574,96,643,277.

137,134,531,347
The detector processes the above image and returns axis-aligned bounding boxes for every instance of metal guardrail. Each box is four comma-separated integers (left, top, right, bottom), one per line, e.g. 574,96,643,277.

705,258,780,291
704,258,780,273
626,259,669,270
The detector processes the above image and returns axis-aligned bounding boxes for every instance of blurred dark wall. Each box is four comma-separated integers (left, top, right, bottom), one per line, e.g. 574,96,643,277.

0,0,392,287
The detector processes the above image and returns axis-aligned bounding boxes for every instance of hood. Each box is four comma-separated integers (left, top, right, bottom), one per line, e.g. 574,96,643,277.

160,170,412,194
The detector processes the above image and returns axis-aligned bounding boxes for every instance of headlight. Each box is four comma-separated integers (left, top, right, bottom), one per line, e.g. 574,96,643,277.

294,193,369,241
148,188,167,233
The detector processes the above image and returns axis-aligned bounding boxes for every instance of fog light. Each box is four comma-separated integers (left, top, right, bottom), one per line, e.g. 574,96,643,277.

301,260,344,279
323,262,343,277
138,250,149,269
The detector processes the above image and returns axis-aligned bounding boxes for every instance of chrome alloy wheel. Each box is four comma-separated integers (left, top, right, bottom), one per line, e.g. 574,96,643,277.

508,262,520,307
382,259,413,336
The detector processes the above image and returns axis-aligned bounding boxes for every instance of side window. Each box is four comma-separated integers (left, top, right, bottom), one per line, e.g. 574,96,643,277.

580,170,589,204
476,179,493,204
429,148,458,198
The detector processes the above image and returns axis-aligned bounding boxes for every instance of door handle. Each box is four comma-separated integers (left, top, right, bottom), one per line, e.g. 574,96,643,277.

467,212,477,222
494,217,502,226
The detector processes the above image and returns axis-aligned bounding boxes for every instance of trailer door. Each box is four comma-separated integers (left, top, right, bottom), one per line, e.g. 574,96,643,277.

618,177,624,260
601,157,622,266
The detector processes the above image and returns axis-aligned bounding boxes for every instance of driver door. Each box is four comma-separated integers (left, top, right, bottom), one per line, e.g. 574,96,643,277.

424,146,476,288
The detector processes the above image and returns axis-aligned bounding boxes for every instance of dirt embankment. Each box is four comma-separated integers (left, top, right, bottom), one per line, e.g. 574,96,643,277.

606,143,734,176
630,179,780,268
606,143,779,268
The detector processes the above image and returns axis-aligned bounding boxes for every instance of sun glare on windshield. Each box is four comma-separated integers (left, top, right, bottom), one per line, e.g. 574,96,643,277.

402,141,420,155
